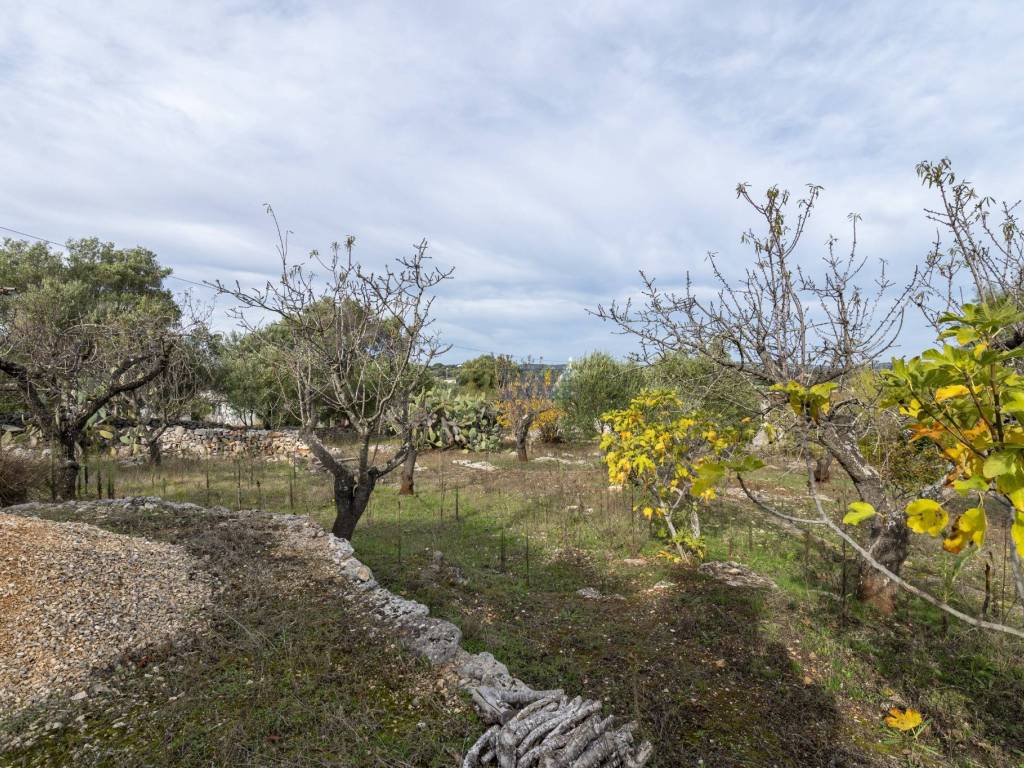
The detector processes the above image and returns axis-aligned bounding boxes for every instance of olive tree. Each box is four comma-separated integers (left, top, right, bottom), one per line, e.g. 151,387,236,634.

596,184,918,612
217,328,298,427
0,238,180,498
554,352,642,440
216,213,450,540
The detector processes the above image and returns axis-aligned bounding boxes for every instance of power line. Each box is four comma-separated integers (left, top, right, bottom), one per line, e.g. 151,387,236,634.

2,223,569,361
0,224,215,291
0,225,65,249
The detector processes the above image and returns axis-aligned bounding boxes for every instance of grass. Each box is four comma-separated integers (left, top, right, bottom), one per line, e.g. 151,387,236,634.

0,503,480,767
11,442,1024,767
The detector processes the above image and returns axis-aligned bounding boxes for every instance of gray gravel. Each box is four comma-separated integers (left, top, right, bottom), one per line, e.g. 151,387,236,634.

0,513,212,716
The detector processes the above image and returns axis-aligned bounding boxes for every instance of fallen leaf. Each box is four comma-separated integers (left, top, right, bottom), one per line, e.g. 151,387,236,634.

884,707,922,731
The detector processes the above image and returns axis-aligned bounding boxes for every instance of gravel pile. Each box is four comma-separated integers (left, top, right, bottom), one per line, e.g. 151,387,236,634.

0,513,211,716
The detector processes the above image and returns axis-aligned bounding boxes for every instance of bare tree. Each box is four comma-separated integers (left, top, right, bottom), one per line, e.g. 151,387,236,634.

596,183,918,611
215,210,451,540
497,363,556,462
915,158,1024,344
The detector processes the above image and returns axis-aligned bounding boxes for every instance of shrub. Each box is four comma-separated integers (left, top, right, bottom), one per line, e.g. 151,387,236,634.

456,354,516,393
554,352,642,440
644,352,760,434
0,451,49,506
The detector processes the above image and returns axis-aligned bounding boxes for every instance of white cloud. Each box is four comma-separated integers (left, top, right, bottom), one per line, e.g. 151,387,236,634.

3,0,1022,360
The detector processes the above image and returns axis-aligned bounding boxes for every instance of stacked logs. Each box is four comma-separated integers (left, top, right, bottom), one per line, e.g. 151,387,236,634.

463,686,653,768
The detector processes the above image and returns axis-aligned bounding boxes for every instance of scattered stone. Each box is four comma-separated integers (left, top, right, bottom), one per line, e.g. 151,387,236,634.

453,459,497,472
421,550,469,587
534,456,588,466
576,587,603,599
698,560,776,589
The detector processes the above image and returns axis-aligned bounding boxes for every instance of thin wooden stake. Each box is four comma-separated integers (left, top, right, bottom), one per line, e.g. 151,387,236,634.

525,534,530,587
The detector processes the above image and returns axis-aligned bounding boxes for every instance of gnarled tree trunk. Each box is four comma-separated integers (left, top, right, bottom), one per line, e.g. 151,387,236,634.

819,421,908,613
813,454,833,483
331,472,376,540
148,437,163,466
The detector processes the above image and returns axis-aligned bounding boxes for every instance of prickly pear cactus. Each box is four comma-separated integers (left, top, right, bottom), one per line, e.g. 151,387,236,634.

414,389,501,451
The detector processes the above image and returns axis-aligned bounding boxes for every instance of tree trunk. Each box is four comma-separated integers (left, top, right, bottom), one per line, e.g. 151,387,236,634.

813,455,833,483
516,437,528,462
398,446,416,495
148,438,162,466
331,473,375,540
515,422,530,462
56,437,79,501
818,421,908,613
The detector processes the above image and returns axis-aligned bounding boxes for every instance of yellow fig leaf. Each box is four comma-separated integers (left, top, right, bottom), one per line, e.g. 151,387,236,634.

884,707,923,731
934,384,970,402
983,451,1017,479
909,423,945,443
843,501,876,526
943,507,986,553
942,531,969,554
959,506,986,546
905,498,948,537
952,475,988,495
1013,516,1024,559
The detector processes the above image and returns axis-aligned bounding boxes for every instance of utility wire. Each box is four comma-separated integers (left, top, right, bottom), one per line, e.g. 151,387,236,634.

1,224,566,362
0,224,214,290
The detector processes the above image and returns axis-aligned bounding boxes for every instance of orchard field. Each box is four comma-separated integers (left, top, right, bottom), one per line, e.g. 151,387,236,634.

19,441,1016,768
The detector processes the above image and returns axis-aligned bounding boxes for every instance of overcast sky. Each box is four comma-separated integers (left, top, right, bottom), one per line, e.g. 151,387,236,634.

3,1,1023,362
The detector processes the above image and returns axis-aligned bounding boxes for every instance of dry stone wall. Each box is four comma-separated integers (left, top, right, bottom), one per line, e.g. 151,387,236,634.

273,508,654,767
140,426,312,462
